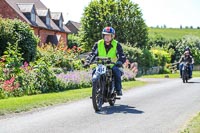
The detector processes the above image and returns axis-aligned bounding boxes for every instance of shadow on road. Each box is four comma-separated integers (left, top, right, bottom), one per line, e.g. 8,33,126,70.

97,105,144,115
187,81,200,84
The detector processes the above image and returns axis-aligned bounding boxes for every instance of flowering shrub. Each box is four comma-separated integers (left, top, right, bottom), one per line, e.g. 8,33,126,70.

2,77,20,92
57,68,137,88
57,70,92,89
1,43,23,80
37,43,83,70
0,43,69,99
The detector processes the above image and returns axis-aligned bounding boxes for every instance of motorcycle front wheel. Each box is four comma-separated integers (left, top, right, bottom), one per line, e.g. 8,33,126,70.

182,70,188,83
92,76,103,112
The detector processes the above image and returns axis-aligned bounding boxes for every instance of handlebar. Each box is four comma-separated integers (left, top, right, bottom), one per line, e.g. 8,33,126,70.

92,57,115,65
83,57,116,68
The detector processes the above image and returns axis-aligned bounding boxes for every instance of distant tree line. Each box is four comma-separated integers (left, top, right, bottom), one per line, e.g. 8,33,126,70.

151,25,200,29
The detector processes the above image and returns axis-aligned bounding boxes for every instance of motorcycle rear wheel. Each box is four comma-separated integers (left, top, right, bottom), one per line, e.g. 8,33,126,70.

109,93,116,106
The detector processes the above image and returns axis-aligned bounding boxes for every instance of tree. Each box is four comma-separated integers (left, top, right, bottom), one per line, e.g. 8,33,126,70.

185,26,189,29
79,0,148,51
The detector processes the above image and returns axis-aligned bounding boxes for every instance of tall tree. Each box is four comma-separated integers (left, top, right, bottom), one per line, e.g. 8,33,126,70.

79,0,148,51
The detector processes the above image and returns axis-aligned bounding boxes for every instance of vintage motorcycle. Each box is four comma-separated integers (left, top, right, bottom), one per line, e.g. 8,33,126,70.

87,57,121,112
181,62,190,83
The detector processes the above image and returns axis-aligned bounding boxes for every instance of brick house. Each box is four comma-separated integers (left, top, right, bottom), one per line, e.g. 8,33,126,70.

66,20,81,34
0,0,71,46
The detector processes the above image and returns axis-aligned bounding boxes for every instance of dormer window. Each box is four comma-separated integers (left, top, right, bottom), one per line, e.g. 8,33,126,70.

59,19,63,28
46,14,50,26
51,12,64,28
17,3,36,23
36,9,51,26
31,10,36,22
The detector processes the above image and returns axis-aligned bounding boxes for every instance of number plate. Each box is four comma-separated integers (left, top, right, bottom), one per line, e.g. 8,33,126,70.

96,65,106,74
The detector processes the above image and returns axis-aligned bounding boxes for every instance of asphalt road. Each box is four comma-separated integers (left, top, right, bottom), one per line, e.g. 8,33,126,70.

0,78,200,133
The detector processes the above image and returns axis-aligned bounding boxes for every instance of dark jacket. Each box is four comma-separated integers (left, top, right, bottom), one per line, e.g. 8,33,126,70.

179,55,194,64
86,41,126,64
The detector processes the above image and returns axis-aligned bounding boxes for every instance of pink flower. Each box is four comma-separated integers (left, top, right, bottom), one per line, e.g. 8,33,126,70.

24,61,29,67
73,46,77,49
2,77,20,92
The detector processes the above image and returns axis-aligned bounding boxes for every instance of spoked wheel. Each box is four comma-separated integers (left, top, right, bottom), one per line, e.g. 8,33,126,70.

109,93,116,106
186,77,188,83
182,71,186,83
92,78,103,112
182,77,185,83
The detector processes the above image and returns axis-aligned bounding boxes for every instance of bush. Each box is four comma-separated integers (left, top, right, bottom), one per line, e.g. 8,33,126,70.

122,44,154,73
67,34,81,49
148,33,200,65
122,44,142,63
37,43,82,70
0,43,24,98
18,59,62,94
0,42,68,99
0,17,39,62
150,47,171,66
0,42,23,81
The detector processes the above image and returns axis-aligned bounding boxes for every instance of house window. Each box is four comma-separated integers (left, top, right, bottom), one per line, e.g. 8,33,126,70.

59,19,63,28
46,15,50,26
31,12,36,22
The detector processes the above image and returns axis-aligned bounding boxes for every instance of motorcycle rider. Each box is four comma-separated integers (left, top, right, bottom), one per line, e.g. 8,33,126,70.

85,27,126,96
179,50,194,78
184,46,194,70
184,46,193,56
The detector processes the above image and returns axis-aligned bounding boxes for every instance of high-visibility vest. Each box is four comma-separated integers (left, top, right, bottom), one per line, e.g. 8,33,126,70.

97,39,118,65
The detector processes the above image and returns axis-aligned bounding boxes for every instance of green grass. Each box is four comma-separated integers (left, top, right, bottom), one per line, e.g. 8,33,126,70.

181,113,200,133
141,71,200,79
149,28,200,39
0,80,147,115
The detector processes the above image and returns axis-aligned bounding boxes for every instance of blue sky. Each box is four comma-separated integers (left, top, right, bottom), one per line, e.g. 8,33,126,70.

41,0,200,28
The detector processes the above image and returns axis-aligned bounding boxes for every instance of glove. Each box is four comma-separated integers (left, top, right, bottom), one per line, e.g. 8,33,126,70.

115,61,123,67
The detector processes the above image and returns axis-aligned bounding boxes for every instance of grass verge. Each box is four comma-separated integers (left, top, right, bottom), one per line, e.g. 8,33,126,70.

181,112,200,133
141,71,200,79
0,80,147,116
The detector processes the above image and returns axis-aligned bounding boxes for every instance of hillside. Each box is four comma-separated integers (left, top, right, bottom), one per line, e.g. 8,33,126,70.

148,28,200,39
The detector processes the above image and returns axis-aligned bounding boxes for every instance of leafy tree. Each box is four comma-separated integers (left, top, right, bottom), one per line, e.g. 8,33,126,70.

0,17,39,62
79,0,148,50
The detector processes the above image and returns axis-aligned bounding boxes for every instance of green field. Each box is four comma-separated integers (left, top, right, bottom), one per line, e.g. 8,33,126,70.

149,28,200,39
